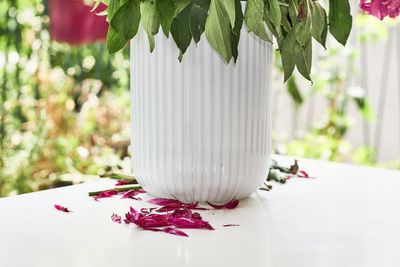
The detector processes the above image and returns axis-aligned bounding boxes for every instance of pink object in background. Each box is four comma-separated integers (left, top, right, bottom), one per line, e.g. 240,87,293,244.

48,0,108,45
360,0,400,20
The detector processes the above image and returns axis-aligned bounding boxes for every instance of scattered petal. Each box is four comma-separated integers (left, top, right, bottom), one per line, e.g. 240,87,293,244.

207,199,239,209
121,189,141,199
54,204,71,213
297,170,310,178
148,198,182,206
111,213,122,224
169,217,214,230
93,189,119,201
115,180,136,186
163,227,189,237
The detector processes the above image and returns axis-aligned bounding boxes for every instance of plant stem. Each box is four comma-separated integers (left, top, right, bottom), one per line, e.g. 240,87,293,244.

88,185,142,196
100,172,136,181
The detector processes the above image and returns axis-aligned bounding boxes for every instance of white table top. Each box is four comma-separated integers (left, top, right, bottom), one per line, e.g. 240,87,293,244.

1,156,400,267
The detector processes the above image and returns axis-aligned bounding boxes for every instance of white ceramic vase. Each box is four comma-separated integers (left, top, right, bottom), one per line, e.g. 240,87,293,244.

130,29,272,203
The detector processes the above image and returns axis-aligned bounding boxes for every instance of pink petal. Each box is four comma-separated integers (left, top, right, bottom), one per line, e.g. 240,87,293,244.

168,217,214,230
163,227,189,237
148,198,182,206
206,199,240,209
115,180,134,186
93,189,119,200
223,224,240,227
121,189,141,199
297,170,311,178
111,213,122,224
54,204,71,213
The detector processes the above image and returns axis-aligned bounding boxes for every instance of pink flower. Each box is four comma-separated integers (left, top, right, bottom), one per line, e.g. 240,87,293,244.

54,204,71,213
206,199,240,209
360,0,400,20
111,213,122,224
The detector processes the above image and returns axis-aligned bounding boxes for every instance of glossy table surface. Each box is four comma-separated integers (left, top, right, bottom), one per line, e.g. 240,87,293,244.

1,156,400,267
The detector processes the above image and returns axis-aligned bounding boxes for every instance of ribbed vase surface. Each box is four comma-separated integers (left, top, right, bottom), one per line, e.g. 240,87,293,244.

131,29,272,203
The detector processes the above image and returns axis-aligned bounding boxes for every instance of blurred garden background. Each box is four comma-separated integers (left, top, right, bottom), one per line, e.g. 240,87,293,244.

0,0,399,197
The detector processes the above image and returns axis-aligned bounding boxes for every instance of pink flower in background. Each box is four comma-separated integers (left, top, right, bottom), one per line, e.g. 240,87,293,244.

360,0,400,20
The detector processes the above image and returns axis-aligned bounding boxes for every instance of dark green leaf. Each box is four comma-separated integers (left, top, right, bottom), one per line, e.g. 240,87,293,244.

294,0,311,46
231,0,243,62
266,0,281,28
310,1,327,48
111,0,141,40
205,0,233,62
157,0,175,36
329,0,352,46
189,0,210,43
173,0,192,16
106,26,127,54
295,39,312,81
281,30,296,82
171,4,193,55
245,0,271,42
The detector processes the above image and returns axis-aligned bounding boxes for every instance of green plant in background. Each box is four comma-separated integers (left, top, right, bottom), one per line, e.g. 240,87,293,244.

274,13,398,166
97,0,353,81
0,0,131,197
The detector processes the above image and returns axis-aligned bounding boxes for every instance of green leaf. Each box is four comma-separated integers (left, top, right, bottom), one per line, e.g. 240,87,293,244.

329,0,352,46
231,0,243,62
310,1,327,48
288,0,298,27
157,0,175,36
281,30,296,82
266,0,281,28
295,39,312,81
286,76,303,107
205,0,233,63
245,0,271,42
110,0,141,40
140,0,160,52
189,0,210,43
294,0,311,46
219,0,236,28
173,0,192,16
106,26,127,54
171,4,193,55
107,0,127,21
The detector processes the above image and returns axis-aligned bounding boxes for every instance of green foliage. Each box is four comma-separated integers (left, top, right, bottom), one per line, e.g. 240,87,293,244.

0,0,131,197
102,0,353,81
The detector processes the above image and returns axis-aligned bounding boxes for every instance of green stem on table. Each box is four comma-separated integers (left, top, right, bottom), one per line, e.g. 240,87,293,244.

88,184,142,196
100,173,137,182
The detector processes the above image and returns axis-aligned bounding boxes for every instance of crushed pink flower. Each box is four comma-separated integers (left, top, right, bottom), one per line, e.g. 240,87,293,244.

111,213,122,224
206,198,240,209
54,204,71,213
360,0,400,20
123,204,214,235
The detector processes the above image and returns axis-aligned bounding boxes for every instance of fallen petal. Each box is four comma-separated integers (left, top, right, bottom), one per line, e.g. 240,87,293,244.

163,227,189,237
111,213,122,224
54,204,71,213
169,217,214,230
207,199,239,209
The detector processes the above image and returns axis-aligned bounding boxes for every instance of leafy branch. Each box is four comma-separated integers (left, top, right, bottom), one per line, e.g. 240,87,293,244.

94,0,352,82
